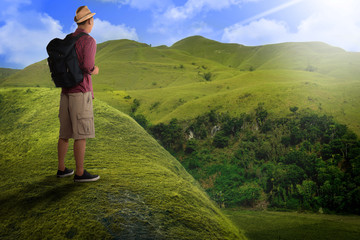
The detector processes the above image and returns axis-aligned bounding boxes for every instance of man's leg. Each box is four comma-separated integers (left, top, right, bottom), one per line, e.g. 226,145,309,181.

58,138,69,171
74,139,86,176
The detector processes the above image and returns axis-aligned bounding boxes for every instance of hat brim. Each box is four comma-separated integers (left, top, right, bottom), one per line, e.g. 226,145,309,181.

75,12,96,23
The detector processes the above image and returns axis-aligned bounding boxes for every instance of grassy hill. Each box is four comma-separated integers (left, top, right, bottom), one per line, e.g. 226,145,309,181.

0,68,20,82
0,36,359,135
171,36,360,79
0,88,245,239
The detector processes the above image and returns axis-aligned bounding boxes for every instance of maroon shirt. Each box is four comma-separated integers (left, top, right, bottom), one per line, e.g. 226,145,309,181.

61,28,97,98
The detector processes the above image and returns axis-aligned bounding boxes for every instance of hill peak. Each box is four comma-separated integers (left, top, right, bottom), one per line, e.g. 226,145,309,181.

171,35,221,48
97,39,150,52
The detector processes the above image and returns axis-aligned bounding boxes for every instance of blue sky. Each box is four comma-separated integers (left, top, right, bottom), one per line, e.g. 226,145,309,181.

1,0,360,69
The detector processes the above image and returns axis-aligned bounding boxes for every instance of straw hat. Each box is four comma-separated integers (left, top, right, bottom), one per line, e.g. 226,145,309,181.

74,6,96,23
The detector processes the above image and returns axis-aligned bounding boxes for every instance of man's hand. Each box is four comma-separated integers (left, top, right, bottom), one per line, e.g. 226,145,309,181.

91,66,99,75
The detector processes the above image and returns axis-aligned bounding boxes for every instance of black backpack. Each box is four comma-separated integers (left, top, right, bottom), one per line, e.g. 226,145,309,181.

46,32,88,88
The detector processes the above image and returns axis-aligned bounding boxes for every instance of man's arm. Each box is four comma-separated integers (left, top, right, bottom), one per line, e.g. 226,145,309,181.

81,37,97,75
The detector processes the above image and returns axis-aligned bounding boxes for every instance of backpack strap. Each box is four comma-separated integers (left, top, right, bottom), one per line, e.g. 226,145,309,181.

65,32,89,42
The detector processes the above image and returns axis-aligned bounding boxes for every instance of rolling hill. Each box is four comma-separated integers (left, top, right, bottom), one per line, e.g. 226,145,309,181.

0,68,20,82
172,36,360,79
1,36,359,135
0,87,244,239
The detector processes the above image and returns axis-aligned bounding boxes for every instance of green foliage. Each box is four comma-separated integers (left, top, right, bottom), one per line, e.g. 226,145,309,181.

185,139,197,154
150,101,160,110
150,118,184,151
203,72,212,81
213,131,230,148
131,98,140,113
290,106,299,113
235,183,262,207
255,102,268,127
149,105,360,214
133,114,149,129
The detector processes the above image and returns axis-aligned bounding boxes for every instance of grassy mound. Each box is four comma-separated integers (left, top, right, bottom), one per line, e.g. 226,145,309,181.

0,88,245,239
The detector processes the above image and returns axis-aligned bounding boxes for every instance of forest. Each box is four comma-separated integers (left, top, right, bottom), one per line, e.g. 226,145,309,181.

134,103,360,214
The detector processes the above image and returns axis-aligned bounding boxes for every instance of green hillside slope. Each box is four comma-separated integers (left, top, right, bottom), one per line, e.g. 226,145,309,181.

171,36,360,80
0,88,245,239
1,36,359,135
0,60,53,88
0,68,20,82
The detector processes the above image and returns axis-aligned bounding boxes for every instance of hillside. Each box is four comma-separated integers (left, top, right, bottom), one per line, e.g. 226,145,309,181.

0,36,359,135
171,36,360,79
0,88,245,239
0,68,20,82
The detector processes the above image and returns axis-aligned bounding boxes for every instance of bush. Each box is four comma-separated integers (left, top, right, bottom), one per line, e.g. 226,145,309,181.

133,114,149,129
185,139,197,154
131,99,140,113
203,72,212,81
213,131,229,148
233,182,262,207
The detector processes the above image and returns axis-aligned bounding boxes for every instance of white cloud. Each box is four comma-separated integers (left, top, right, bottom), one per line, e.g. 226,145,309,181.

163,0,253,21
222,18,289,46
71,19,139,43
0,1,139,68
149,0,256,45
222,0,360,52
0,12,65,68
295,0,360,51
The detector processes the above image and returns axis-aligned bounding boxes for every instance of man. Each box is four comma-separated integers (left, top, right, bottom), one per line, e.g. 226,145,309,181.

56,6,100,182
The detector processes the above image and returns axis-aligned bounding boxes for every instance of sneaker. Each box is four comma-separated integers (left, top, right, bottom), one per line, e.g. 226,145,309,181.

57,167,74,178
74,170,100,182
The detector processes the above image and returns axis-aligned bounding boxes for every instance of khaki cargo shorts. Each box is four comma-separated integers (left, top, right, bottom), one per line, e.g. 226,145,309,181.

59,92,95,140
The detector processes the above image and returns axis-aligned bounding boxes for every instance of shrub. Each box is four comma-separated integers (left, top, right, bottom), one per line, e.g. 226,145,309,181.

131,99,140,113
234,182,262,207
213,131,229,148
133,114,149,129
203,72,212,81
290,106,299,113
150,101,160,110
185,139,197,154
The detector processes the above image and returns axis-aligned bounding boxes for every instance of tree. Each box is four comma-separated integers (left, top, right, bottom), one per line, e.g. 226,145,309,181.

133,114,149,129
235,182,262,207
296,180,318,210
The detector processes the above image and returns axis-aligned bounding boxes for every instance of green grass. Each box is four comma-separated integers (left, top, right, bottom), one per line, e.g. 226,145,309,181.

222,209,360,240
0,68,20,82
0,88,245,239
1,36,360,135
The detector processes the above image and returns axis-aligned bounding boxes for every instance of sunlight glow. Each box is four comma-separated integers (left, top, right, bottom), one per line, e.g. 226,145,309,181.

240,0,305,25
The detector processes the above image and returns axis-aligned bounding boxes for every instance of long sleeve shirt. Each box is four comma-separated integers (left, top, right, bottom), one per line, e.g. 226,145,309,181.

61,28,97,98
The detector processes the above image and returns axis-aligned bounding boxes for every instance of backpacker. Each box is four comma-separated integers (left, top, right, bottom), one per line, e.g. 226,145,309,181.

46,32,88,88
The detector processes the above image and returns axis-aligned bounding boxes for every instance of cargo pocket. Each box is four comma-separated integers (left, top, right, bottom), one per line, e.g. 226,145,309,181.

77,112,94,135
